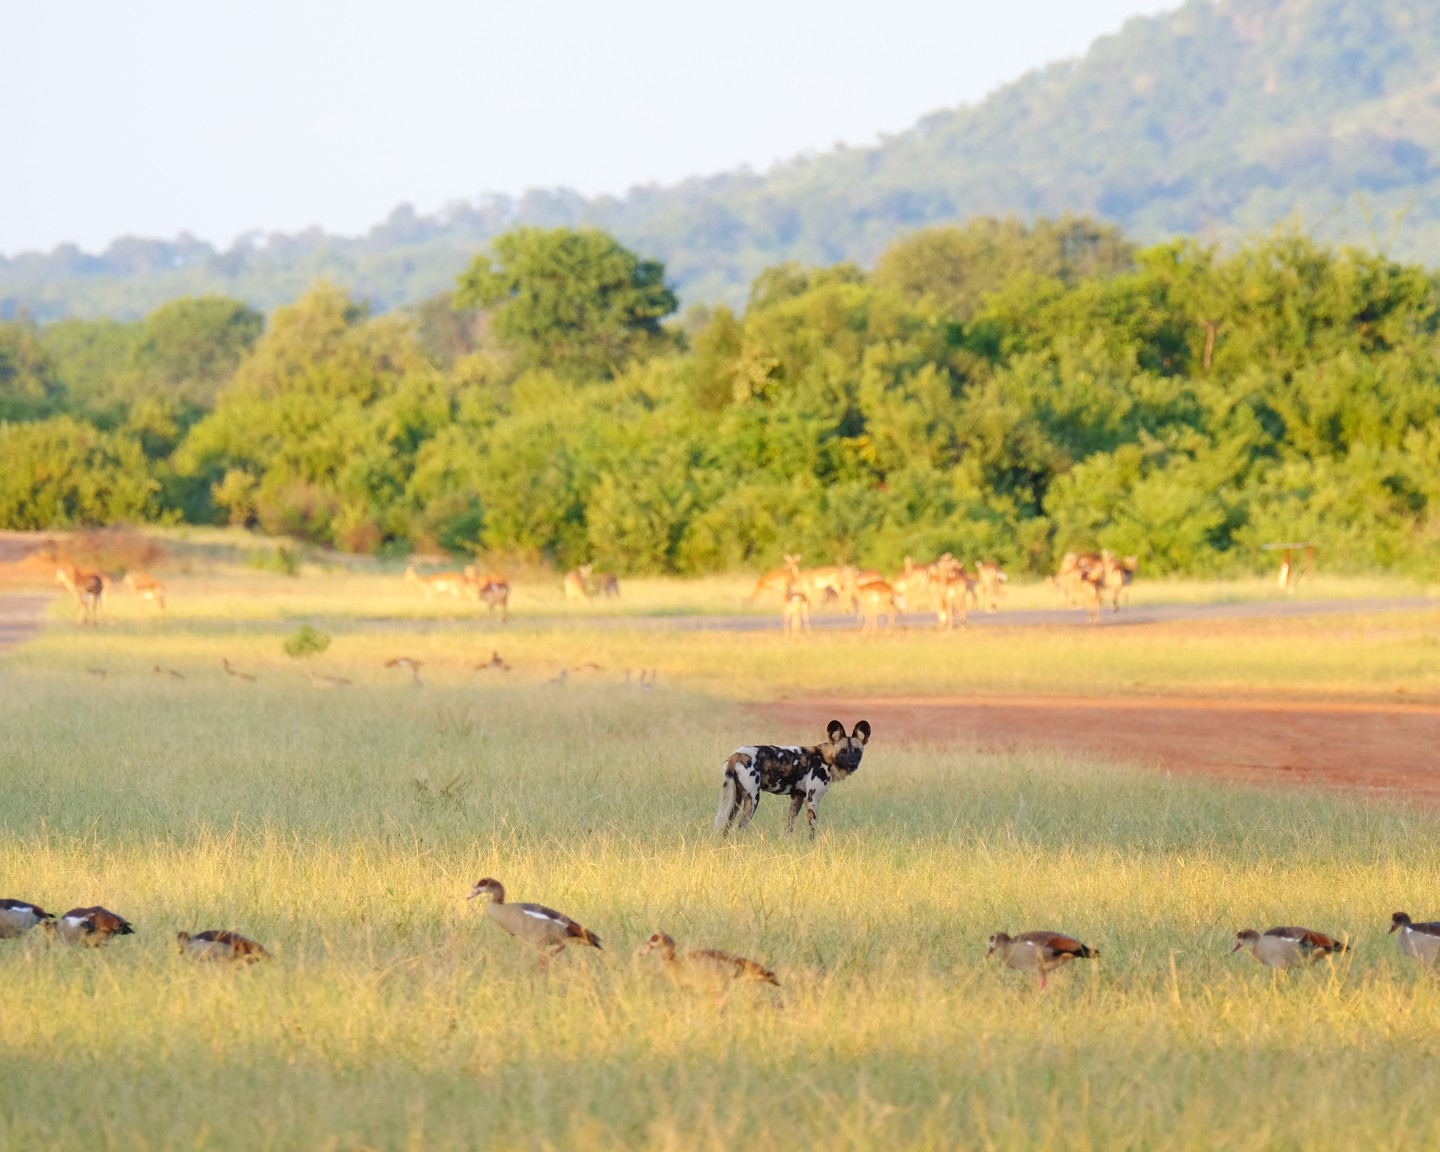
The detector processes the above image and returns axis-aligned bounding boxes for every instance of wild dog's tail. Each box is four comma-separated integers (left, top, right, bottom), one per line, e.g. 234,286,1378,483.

714,765,739,833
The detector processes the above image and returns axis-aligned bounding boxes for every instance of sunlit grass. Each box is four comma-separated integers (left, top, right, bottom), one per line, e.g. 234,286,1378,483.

5,571,1440,1148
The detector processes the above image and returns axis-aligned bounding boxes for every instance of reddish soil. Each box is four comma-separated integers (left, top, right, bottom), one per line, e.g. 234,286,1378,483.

749,694,1440,805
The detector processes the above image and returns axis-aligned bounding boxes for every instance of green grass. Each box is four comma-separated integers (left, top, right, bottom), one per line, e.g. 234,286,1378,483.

5,576,1440,1149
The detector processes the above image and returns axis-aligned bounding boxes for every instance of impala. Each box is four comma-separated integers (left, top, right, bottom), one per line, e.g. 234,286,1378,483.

973,561,1007,614
463,566,510,621
782,586,811,639
563,564,593,603
594,572,621,598
404,563,465,598
123,571,167,611
857,578,904,635
56,565,108,625
746,554,801,603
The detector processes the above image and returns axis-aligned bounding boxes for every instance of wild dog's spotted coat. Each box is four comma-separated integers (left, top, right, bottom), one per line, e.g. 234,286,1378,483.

714,719,871,838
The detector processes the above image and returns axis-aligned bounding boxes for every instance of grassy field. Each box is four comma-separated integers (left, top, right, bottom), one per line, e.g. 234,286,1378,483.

5,562,1440,1149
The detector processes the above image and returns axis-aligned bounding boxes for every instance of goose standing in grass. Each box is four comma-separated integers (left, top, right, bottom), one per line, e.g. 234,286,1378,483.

475,650,510,672
153,665,185,680
0,899,54,938
52,906,135,947
1390,912,1440,966
638,932,779,999
221,658,256,682
1232,927,1347,970
177,930,270,963
986,930,1098,989
466,878,601,963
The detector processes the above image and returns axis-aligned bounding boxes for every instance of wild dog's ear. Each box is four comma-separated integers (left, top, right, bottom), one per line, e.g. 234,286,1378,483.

851,720,872,744
826,720,846,743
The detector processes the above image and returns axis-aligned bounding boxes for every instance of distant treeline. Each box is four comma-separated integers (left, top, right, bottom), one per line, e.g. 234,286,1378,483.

2,218,1438,577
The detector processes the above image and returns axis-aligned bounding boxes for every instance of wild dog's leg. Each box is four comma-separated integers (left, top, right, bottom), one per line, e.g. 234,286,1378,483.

804,788,824,839
736,787,761,830
785,793,804,834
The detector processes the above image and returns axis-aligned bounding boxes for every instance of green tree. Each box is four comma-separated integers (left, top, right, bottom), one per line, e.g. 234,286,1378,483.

454,227,678,380
0,416,158,528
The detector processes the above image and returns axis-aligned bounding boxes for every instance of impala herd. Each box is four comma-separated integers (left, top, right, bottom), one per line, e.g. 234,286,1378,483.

52,549,1136,634
754,549,1137,634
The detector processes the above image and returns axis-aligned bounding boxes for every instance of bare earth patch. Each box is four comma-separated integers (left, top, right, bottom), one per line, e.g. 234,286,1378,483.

749,693,1440,805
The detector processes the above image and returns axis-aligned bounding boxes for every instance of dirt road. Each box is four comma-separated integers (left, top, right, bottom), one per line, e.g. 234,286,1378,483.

750,693,1440,804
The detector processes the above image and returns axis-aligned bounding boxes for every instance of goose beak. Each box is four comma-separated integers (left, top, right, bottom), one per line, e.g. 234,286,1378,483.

1231,942,1243,953
1389,923,1400,934
636,940,655,957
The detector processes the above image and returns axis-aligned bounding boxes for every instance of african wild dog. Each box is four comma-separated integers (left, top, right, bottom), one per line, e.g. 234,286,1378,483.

714,720,872,838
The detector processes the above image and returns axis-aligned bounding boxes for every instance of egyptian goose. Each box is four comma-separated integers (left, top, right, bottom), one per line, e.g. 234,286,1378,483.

638,932,779,995
177,930,270,963
52,906,135,946
475,650,510,672
0,899,54,938
153,665,185,680
1390,912,1440,966
1233,926,1347,970
986,930,1098,989
466,878,601,961
221,658,257,682
546,669,569,687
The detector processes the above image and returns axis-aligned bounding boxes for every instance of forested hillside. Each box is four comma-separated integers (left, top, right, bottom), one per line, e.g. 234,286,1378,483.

5,220,1439,577
4,0,1438,320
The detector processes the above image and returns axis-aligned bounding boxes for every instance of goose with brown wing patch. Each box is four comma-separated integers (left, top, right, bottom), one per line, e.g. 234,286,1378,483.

638,931,780,998
178,930,271,963
467,878,601,963
1233,926,1347,970
986,930,1097,989
52,906,135,947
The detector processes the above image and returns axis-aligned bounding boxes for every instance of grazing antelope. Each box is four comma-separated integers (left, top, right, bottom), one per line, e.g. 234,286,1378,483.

1101,553,1138,613
638,932,780,1000
177,930,270,963
463,567,510,621
746,554,802,603
0,899,54,938
466,878,601,964
795,565,852,612
1390,912,1440,967
595,572,620,598
782,586,811,638
1232,927,1347,971
221,658,256,682
404,563,465,599
986,930,1098,989
714,719,871,839
51,906,135,947
385,656,424,687
564,564,593,603
56,565,107,625
856,579,903,635
123,571,167,611
973,561,1007,613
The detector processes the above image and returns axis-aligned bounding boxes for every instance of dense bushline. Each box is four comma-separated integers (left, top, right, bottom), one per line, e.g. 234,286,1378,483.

3,220,1439,577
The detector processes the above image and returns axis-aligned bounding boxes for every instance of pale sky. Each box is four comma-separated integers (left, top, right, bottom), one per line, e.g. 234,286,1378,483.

0,0,1181,256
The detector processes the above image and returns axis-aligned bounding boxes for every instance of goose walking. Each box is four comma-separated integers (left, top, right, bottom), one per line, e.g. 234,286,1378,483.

1390,912,1440,966
385,656,424,687
1232,927,1347,970
638,931,779,998
177,930,270,963
466,878,601,962
52,906,135,947
221,658,256,682
0,899,54,938
986,930,1098,989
